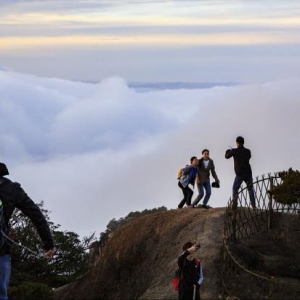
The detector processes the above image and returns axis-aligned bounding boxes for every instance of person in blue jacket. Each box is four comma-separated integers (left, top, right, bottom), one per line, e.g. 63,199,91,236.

178,157,198,209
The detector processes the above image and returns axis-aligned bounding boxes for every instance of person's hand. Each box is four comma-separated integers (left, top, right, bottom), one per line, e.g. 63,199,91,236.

187,245,200,253
43,247,57,259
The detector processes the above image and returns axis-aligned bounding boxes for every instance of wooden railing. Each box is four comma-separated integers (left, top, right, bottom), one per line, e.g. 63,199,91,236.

221,173,300,299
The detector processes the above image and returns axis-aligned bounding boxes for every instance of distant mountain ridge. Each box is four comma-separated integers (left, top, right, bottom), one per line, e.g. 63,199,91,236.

0,67,237,90
128,81,238,92
74,80,238,91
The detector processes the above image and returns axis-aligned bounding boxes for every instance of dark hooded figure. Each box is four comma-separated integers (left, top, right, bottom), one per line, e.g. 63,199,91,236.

177,242,204,300
0,162,55,299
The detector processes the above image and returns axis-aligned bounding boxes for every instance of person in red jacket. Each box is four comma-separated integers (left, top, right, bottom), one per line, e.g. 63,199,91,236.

0,162,56,300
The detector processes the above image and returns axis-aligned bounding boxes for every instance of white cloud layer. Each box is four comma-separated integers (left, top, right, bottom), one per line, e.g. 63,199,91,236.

1,68,300,237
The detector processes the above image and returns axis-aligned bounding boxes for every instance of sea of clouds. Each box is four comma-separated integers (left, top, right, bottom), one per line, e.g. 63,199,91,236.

1,68,299,238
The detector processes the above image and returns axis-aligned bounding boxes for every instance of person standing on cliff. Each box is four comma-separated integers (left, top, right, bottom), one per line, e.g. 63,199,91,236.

192,149,220,209
177,242,204,300
225,136,256,209
177,157,198,209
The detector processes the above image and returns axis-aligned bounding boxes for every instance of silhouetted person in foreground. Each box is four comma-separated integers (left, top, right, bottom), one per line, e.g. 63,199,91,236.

177,242,204,300
0,162,55,299
225,136,256,209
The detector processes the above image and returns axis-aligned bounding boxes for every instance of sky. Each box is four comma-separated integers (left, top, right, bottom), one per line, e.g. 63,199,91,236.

0,1,300,239
0,0,300,83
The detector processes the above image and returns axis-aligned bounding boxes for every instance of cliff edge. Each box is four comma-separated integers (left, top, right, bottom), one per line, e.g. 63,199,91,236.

54,207,225,299
54,207,300,299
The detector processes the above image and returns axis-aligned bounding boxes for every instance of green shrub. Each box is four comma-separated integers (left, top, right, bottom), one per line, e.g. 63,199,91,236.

272,169,300,205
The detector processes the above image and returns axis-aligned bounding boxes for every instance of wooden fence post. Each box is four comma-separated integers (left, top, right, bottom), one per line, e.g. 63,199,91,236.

268,176,274,230
232,196,237,242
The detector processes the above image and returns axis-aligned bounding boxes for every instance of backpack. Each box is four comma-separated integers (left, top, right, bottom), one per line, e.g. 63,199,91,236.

0,199,7,248
177,165,189,180
173,268,181,291
177,168,184,180
173,258,200,291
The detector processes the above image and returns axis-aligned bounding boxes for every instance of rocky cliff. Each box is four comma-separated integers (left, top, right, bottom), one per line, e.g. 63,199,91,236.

54,207,225,299
54,207,300,299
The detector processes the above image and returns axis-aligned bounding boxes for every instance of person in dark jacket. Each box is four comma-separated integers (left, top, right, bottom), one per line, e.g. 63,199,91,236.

178,157,198,209
192,149,220,209
177,242,204,300
0,162,55,300
225,136,256,208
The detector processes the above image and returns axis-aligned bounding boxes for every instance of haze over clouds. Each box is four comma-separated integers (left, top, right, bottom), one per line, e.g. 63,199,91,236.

0,68,299,237
0,0,300,82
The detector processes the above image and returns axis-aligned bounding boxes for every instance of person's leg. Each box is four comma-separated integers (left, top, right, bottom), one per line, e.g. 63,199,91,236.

178,182,187,208
232,175,243,209
202,181,212,206
245,176,256,208
179,280,194,300
232,175,243,199
185,186,194,206
192,184,204,206
0,255,11,300
195,285,201,300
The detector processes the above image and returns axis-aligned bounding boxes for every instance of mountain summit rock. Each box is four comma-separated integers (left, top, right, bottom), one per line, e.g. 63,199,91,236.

54,207,300,299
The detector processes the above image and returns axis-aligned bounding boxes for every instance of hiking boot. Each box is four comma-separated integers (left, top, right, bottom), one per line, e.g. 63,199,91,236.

201,204,210,209
194,204,202,208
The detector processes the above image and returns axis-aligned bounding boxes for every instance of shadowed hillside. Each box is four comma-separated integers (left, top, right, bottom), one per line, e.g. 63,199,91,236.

54,207,300,300
54,208,225,299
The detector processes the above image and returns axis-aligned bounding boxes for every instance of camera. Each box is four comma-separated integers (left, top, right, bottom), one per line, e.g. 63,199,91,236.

195,244,201,249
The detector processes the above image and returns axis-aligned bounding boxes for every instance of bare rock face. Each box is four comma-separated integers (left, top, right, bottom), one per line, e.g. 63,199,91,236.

54,208,225,300
54,208,300,300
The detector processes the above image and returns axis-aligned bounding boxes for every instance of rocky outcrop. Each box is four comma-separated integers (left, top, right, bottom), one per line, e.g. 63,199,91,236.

54,208,225,300
54,207,300,300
